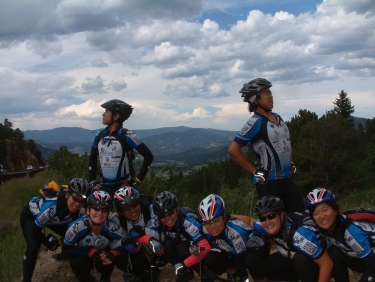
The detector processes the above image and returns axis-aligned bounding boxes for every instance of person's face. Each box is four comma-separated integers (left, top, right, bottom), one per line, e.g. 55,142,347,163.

312,203,337,233
87,205,110,225
159,208,179,228
119,200,141,221
66,192,85,213
259,212,283,235
256,88,273,110
102,108,113,125
102,109,120,125
204,215,225,237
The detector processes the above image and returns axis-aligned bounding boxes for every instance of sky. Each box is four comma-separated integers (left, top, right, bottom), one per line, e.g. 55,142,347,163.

1,0,374,132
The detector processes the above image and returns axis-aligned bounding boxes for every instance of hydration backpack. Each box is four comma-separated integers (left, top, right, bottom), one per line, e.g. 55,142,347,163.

341,208,375,236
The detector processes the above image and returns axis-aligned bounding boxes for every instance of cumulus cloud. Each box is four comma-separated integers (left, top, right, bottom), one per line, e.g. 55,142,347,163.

108,79,127,92
91,58,108,68
1,0,374,131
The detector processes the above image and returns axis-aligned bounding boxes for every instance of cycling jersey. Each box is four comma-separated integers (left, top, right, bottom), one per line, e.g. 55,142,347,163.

27,196,84,227
145,209,204,244
89,126,153,185
233,112,292,182
253,218,324,260
324,215,375,260
110,205,155,234
202,219,264,254
63,215,128,255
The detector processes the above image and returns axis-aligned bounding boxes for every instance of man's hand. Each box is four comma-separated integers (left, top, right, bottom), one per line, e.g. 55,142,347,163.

150,239,164,255
88,248,102,261
254,168,269,184
90,180,101,190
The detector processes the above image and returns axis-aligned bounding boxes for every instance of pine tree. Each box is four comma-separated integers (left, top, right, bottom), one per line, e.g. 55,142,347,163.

333,90,355,125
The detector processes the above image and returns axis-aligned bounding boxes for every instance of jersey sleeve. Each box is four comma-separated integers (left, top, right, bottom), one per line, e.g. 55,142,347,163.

183,216,205,244
63,217,89,246
233,115,261,146
345,222,375,260
35,200,57,227
226,221,250,254
291,225,324,260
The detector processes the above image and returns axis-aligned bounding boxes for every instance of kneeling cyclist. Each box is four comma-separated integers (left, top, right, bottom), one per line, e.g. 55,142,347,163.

62,190,139,282
111,186,163,281
20,178,92,282
145,191,211,282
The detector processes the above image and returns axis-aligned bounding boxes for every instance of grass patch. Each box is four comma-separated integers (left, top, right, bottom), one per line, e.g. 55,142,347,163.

0,171,51,282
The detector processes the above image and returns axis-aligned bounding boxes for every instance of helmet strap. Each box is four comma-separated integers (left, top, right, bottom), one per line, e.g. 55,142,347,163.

254,102,272,113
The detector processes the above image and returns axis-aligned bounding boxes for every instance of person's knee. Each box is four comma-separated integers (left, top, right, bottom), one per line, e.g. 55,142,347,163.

327,245,344,262
204,250,228,275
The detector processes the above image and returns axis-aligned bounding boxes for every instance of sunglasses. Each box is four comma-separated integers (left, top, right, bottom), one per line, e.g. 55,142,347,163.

259,213,278,222
91,206,110,213
121,201,140,211
71,195,86,205
203,216,223,226
159,209,175,219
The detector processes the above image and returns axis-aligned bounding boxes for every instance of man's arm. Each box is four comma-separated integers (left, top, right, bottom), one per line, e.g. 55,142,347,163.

135,143,154,181
89,147,98,182
228,141,256,175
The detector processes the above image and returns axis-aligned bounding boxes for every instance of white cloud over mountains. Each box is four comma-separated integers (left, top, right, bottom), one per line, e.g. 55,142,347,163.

0,0,374,131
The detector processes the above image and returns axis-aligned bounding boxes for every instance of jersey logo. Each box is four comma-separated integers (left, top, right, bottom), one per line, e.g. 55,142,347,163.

240,115,260,135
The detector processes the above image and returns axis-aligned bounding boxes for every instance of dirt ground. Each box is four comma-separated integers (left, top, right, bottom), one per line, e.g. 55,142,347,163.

21,248,361,282
22,249,204,282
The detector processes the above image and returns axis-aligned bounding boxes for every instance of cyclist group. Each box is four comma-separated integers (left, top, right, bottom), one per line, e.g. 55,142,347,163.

21,79,375,282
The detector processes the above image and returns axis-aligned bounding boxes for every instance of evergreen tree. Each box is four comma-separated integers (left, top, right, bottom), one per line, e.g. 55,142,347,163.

333,90,355,125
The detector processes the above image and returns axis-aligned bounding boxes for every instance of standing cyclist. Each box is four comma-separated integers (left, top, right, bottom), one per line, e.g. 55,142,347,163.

228,78,304,213
89,99,154,196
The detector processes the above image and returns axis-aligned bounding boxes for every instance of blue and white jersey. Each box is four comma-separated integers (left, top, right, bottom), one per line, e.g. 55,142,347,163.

325,215,375,259
63,215,128,254
91,127,142,184
145,209,204,245
28,196,84,227
253,219,324,260
233,112,292,183
110,205,155,233
202,219,263,254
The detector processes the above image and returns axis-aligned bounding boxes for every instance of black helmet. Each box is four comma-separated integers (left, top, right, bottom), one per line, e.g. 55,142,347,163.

101,99,133,122
239,78,272,111
254,196,284,215
153,191,178,216
68,178,92,198
87,190,113,207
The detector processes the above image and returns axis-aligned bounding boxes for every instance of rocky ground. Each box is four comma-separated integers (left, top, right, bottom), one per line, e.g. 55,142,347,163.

20,248,360,282
20,249,204,282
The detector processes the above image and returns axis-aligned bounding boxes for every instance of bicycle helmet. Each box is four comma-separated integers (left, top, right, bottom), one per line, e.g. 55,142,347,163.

101,99,133,122
239,78,272,112
87,190,113,207
113,187,140,207
254,196,284,215
68,178,92,198
153,191,178,216
305,188,336,208
198,194,225,221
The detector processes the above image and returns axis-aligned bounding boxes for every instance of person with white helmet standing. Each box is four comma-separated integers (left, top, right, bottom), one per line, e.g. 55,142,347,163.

228,78,305,213
89,99,154,196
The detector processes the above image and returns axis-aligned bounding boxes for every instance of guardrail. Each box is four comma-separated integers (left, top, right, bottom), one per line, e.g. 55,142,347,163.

0,168,45,184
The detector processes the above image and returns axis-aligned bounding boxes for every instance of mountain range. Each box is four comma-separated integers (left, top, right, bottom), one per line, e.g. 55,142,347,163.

23,116,368,169
23,126,237,168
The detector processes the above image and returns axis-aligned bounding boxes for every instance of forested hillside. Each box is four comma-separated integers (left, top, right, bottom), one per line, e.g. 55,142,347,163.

0,119,43,172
